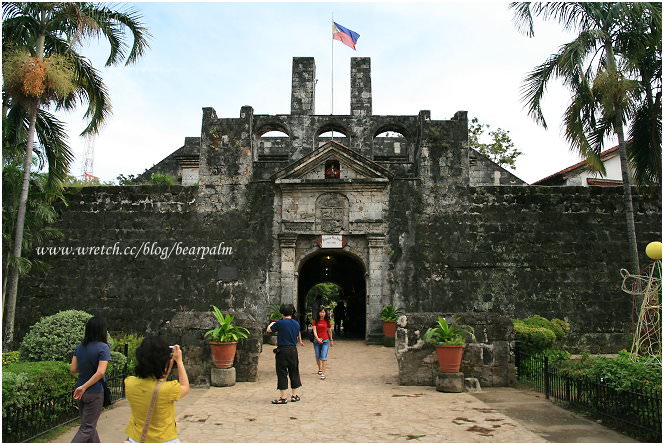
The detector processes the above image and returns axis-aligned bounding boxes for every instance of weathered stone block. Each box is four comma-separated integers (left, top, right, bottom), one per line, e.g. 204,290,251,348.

464,377,481,392
210,366,236,387
436,372,464,393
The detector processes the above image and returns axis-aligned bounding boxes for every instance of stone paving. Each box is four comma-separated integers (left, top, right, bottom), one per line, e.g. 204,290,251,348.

172,340,541,443
53,339,634,443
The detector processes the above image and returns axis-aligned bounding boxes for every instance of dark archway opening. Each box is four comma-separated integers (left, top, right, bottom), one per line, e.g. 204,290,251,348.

298,252,366,338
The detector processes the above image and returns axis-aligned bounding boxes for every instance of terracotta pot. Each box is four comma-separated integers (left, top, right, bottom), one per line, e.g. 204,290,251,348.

433,344,464,373
209,341,238,368
382,321,397,338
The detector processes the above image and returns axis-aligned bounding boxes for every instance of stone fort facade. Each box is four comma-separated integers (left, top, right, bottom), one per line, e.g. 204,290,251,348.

19,58,661,372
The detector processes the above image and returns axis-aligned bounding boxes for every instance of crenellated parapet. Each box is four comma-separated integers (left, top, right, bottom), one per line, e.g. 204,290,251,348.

139,57,497,189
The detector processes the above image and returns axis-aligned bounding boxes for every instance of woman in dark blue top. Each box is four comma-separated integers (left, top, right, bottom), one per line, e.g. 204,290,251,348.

69,316,111,443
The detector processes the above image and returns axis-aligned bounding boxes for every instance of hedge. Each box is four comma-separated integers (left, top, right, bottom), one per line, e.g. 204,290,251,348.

2,351,20,366
2,361,76,414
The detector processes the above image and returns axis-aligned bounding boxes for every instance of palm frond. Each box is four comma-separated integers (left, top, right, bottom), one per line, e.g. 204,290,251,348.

628,96,662,185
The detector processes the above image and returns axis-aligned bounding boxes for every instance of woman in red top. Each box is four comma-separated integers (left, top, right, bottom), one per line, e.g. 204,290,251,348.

312,307,334,379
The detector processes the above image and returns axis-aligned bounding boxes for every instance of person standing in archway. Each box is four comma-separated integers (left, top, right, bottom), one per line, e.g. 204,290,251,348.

333,301,346,335
312,307,334,379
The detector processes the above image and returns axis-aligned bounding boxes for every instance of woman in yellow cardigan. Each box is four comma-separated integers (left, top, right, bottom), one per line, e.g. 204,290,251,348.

124,337,190,443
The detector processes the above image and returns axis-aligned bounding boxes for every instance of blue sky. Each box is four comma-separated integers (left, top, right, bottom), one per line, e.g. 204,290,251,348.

58,1,594,184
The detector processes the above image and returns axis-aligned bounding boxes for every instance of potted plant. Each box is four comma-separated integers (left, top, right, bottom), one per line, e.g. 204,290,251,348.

264,304,282,345
267,304,282,323
423,316,476,373
205,305,250,368
380,305,404,338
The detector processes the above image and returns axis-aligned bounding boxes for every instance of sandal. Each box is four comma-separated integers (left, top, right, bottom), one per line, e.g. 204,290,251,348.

290,395,301,402
271,398,288,404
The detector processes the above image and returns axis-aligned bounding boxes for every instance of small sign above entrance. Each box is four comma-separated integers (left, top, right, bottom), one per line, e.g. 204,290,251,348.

317,235,347,249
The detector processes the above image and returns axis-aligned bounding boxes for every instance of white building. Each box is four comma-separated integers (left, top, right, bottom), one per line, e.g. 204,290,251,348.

533,145,633,186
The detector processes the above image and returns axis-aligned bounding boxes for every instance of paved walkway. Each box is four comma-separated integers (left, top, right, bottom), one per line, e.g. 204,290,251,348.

53,340,634,443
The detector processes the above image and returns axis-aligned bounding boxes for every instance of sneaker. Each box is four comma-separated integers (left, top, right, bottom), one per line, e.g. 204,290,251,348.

317,370,323,375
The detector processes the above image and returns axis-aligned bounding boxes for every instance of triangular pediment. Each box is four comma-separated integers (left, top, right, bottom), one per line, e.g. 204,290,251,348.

272,141,393,182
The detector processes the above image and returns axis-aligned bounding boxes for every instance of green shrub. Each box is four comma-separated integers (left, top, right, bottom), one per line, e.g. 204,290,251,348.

2,351,20,365
514,315,569,354
19,310,93,362
514,321,556,354
559,350,661,393
150,173,176,185
520,315,569,341
2,361,76,413
107,351,127,376
112,332,143,373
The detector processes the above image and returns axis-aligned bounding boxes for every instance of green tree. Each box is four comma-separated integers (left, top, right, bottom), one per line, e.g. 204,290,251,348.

2,106,69,307
2,2,150,345
305,282,341,314
468,117,523,169
510,2,662,275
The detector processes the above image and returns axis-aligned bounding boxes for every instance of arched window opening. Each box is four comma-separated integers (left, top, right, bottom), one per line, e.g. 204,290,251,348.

257,127,290,162
373,127,409,161
325,160,340,179
316,125,350,148
260,130,289,138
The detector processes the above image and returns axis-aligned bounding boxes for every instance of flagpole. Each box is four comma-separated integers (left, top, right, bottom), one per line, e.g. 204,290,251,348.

331,13,335,140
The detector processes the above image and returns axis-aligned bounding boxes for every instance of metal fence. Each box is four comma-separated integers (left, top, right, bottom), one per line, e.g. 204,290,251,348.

515,345,662,442
2,345,129,443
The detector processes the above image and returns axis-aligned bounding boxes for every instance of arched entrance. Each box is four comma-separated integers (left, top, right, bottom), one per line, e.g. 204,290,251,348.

297,251,366,338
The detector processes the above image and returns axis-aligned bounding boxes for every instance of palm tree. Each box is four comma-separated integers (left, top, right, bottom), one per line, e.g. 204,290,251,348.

2,2,150,345
510,2,662,275
2,105,70,302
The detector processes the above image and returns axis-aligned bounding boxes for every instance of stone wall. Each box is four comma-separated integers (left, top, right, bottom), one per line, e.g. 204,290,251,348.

17,184,275,343
395,312,515,387
468,149,526,186
388,184,662,352
160,311,262,385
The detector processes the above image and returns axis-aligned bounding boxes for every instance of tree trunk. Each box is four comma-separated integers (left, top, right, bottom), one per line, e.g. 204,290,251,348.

3,33,45,347
605,42,640,275
4,104,38,347
614,113,640,275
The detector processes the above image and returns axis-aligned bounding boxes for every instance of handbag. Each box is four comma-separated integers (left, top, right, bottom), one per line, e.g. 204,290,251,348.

102,379,112,407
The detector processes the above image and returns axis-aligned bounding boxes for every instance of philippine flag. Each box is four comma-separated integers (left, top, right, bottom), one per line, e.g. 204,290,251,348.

332,22,360,50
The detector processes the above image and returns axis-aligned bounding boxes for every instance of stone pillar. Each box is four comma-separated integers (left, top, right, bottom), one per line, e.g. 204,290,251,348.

210,367,236,387
279,234,298,306
291,57,316,115
351,58,372,116
366,235,385,344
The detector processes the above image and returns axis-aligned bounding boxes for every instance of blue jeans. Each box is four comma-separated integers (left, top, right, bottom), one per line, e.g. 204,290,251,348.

313,339,330,361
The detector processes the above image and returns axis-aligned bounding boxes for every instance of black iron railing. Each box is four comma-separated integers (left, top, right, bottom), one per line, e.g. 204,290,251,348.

515,345,661,442
2,345,129,443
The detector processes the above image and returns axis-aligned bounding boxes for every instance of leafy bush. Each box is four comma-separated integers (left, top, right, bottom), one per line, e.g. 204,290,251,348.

150,173,176,185
20,310,93,362
112,332,143,373
559,350,661,394
2,361,76,413
2,351,20,365
514,315,569,354
107,351,127,376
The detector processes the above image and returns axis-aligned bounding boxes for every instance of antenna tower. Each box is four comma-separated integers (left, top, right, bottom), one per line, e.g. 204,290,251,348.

82,137,96,182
